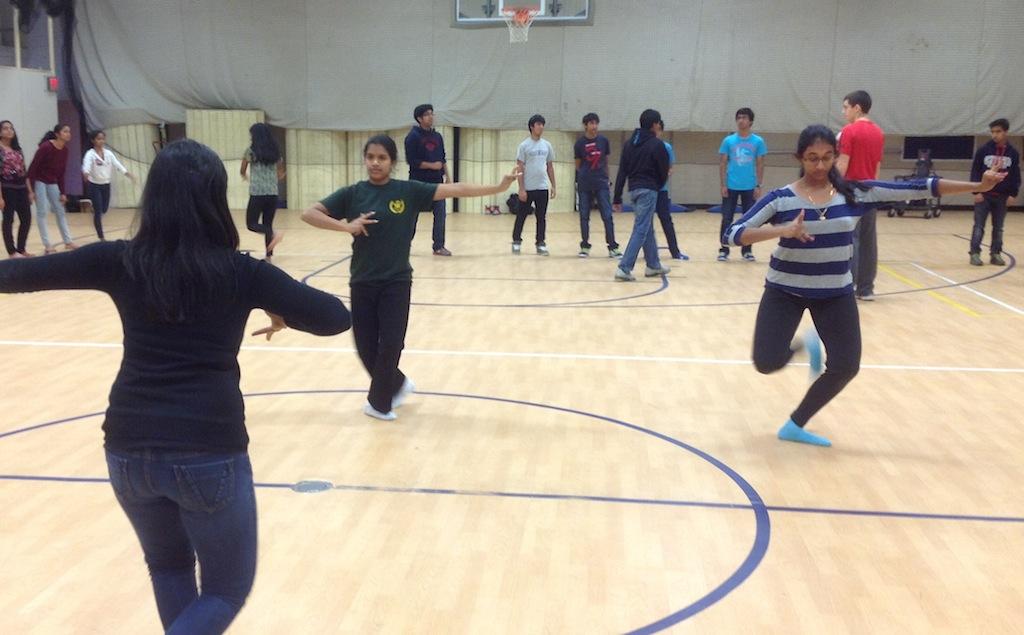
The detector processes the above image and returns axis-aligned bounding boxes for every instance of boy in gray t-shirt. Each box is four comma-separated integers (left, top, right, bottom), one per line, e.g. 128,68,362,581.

512,114,556,255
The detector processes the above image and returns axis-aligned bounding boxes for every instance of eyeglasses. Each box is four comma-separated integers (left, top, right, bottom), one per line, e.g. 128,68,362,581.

801,155,835,165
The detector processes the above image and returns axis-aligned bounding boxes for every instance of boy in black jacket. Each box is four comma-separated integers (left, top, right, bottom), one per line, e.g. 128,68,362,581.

969,118,1021,266
612,109,672,281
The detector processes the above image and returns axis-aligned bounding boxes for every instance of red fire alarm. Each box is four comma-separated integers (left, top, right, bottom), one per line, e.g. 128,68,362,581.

46,75,59,92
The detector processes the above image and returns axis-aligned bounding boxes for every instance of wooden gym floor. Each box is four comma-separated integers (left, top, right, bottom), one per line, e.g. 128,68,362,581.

1,206,1022,633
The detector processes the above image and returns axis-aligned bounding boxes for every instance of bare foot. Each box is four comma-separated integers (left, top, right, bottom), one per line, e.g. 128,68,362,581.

44,247,58,255
64,242,79,250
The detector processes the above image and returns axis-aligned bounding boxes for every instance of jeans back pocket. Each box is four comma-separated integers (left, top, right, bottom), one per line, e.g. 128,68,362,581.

173,458,237,514
104,452,135,502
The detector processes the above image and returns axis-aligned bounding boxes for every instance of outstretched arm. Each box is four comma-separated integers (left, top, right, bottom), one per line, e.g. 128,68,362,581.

935,169,1005,196
434,167,521,200
855,170,1006,206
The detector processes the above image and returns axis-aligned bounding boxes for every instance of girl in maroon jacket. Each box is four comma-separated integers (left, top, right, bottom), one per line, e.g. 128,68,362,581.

27,124,77,253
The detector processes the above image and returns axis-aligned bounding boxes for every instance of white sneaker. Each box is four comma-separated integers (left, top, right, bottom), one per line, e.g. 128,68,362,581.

363,403,397,421
614,267,636,281
392,377,415,409
537,244,549,256
512,242,522,255
644,265,671,277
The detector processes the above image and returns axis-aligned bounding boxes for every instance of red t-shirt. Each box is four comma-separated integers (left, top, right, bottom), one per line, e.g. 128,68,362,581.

839,118,884,180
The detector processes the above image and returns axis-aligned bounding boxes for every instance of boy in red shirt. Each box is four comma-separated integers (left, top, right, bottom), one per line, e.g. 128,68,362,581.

837,90,884,300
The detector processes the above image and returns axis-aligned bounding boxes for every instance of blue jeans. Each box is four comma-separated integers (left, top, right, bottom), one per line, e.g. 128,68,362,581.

105,448,258,635
430,198,446,250
578,186,617,249
34,181,72,248
619,188,662,272
970,195,1008,254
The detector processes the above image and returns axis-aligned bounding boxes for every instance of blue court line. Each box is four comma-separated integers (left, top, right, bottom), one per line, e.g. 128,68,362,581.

2,473,1020,526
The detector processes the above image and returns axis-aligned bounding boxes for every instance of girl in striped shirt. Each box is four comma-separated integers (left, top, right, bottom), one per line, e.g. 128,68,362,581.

725,124,1004,447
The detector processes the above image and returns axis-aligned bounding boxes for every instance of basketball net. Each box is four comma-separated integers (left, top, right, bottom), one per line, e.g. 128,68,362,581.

502,8,538,43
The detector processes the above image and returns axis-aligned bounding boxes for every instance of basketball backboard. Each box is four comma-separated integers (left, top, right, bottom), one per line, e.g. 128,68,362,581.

454,0,592,27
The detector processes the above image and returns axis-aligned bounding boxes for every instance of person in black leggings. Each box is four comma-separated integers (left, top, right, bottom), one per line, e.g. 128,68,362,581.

1,139,350,633
725,125,1005,448
1,120,34,257
241,123,285,262
302,134,519,421
81,129,134,240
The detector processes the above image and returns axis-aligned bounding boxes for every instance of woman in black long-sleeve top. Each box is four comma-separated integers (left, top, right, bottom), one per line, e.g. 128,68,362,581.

0,140,351,634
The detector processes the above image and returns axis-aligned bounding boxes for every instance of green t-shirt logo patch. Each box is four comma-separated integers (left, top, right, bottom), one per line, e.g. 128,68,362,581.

388,199,406,214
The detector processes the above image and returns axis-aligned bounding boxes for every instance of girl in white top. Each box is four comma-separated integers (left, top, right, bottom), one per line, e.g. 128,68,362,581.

82,130,133,240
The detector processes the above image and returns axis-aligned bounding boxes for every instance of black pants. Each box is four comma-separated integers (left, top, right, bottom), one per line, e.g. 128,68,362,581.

752,286,861,426
350,280,412,413
656,190,682,258
719,189,753,256
512,189,549,245
86,181,111,240
1,185,31,255
852,209,877,296
245,195,278,255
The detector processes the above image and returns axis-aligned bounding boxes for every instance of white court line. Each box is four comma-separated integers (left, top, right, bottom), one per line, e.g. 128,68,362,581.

910,263,1024,316
2,340,1023,374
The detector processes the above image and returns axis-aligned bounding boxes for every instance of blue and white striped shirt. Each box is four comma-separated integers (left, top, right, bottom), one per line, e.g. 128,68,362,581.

725,178,940,298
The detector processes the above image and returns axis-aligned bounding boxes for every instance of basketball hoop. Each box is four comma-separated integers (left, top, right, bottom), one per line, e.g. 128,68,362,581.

502,7,539,43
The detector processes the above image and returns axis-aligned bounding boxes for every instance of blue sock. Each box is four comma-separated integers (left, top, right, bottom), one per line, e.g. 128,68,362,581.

777,419,831,447
804,329,823,380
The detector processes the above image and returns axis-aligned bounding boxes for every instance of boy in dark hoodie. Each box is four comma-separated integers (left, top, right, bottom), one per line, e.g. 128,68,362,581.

612,109,672,281
969,118,1020,266
404,104,452,256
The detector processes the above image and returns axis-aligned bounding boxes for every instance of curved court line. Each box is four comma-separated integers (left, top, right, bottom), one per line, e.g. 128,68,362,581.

296,255,671,309
0,389,770,632
300,256,351,285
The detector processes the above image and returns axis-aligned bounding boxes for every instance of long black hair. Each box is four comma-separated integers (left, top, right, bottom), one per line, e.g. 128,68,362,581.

87,129,105,147
123,139,240,323
795,124,868,205
0,120,22,152
248,123,280,165
39,123,69,145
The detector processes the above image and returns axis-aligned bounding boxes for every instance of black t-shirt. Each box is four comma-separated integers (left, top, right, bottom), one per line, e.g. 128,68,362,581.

574,134,611,191
0,241,351,452
320,179,438,284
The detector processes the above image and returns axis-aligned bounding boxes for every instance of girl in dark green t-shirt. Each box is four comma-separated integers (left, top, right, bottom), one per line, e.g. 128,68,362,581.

302,134,519,420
